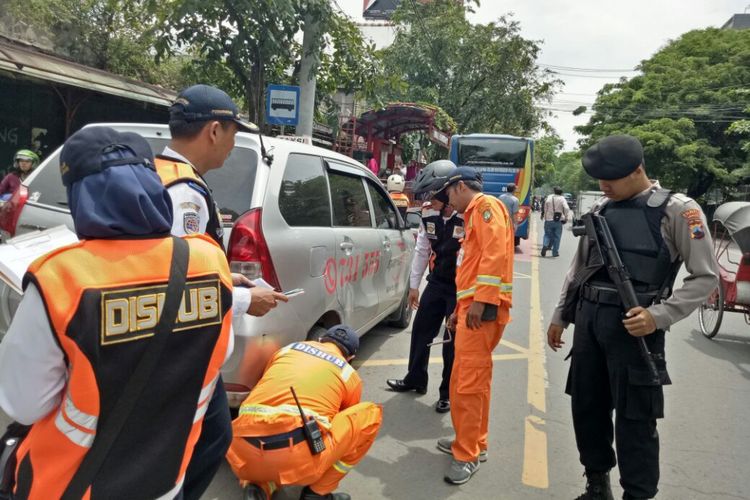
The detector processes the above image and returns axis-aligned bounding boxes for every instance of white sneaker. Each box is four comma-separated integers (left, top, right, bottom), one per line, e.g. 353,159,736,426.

436,437,487,462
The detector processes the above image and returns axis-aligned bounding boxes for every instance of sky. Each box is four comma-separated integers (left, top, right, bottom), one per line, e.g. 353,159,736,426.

338,0,750,150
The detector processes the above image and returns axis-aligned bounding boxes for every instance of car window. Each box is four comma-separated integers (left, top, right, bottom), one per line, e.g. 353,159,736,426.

327,170,372,228
366,180,399,229
278,153,331,227
406,210,422,229
27,137,170,208
203,148,258,223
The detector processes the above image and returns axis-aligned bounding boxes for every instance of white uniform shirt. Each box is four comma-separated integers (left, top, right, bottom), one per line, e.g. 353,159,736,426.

162,146,251,319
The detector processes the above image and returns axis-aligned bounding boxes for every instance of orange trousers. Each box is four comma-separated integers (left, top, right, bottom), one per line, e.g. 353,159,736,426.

449,304,506,462
227,402,382,497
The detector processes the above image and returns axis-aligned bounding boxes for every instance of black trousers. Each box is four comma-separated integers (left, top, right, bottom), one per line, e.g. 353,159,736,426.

182,376,232,500
566,299,670,499
403,281,456,400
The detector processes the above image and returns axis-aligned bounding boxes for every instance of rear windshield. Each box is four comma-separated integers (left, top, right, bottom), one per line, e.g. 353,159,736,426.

457,137,528,168
27,137,258,223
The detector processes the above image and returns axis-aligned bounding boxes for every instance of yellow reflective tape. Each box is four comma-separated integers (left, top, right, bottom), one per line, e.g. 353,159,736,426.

239,404,331,427
333,460,353,474
269,482,277,494
457,287,476,299
477,275,502,285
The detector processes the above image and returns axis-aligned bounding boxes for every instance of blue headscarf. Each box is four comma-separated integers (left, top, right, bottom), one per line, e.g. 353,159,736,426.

67,148,173,239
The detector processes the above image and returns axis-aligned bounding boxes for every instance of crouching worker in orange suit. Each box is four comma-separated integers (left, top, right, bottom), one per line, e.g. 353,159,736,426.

227,325,383,500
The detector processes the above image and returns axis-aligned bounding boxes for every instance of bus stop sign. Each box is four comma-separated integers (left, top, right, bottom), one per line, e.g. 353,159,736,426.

266,84,300,126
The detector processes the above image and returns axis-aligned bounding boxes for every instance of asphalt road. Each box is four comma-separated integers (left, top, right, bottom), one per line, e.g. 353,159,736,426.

2,218,748,499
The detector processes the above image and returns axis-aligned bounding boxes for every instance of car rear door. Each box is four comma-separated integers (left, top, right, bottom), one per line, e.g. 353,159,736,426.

325,161,382,330
365,179,414,315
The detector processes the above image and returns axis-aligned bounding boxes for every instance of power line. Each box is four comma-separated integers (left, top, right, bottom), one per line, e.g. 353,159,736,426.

539,63,638,73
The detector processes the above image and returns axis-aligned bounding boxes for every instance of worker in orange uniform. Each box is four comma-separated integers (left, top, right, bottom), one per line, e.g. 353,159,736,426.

227,325,382,500
434,166,514,485
387,174,410,218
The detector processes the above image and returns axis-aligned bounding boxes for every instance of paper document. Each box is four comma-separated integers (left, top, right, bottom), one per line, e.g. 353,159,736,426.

0,226,79,293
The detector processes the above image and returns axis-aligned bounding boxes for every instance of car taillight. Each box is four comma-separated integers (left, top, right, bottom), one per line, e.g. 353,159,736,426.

0,186,29,237
227,208,281,290
515,205,531,224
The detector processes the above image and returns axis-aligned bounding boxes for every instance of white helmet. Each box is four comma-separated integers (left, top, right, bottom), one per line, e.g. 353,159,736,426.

387,174,405,193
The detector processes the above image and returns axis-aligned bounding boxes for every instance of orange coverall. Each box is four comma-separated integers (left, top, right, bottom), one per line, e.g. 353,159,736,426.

451,193,514,462
390,192,410,209
227,341,382,497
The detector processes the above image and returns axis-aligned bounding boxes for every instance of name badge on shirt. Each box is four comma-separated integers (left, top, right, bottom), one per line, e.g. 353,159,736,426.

456,247,464,267
452,225,465,239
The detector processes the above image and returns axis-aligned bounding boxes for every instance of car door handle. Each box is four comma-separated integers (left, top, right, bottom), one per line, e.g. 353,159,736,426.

340,242,354,254
382,239,391,251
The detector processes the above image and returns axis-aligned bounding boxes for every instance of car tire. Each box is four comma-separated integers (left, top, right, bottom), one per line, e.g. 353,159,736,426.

389,289,413,328
306,325,328,342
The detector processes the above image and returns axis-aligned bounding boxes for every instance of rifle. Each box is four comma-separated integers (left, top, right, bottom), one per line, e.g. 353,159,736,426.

572,212,661,385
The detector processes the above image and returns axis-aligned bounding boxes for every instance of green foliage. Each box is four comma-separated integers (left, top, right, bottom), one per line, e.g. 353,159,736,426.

378,0,558,136
576,28,750,198
4,0,181,86
533,133,563,186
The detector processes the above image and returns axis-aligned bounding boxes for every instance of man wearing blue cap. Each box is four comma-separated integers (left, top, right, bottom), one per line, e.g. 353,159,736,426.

433,166,514,486
156,84,289,499
227,325,382,500
546,134,718,500
0,126,233,498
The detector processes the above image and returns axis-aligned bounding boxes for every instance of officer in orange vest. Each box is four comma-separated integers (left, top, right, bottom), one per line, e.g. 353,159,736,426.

434,166,514,485
0,126,233,499
227,326,383,500
387,174,410,218
158,84,289,499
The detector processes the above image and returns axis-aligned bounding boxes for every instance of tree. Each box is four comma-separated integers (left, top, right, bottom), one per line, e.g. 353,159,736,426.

3,0,181,86
576,28,750,198
534,133,563,186
378,0,559,136
152,0,382,126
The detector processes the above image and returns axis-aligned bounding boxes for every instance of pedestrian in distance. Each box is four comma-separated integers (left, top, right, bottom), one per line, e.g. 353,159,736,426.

367,152,379,177
157,83,288,499
386,159,463,414
435,166,514,486
227,325,382,500
546,134,719,500
541,186,570,257
498,182,520,234
0,126,233,499
0,149,39,199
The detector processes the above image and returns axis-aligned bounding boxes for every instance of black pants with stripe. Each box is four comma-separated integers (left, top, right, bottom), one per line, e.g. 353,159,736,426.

403,281,456,400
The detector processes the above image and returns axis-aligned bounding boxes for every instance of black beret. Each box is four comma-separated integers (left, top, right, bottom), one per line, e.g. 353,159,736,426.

582,134,644,180
60,127,155,187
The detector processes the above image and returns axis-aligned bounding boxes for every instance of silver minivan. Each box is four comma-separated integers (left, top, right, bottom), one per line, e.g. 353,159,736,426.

0,123,416,405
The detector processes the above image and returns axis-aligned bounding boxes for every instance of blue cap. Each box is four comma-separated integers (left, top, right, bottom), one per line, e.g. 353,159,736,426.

320,324,359,357
60,126,154,187
439,166,483,191
170,84,259,133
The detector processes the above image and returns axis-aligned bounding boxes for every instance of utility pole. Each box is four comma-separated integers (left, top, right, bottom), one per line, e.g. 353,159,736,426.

297,9,321,139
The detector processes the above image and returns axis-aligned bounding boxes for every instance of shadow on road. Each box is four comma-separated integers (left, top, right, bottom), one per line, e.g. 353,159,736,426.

686,329,750,380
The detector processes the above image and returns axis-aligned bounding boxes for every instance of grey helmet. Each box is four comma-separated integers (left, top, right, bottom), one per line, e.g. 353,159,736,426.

412,159,457,196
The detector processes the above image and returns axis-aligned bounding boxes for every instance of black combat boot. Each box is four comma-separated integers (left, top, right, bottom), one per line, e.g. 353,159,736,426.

575,470,615,500
299,485,352,500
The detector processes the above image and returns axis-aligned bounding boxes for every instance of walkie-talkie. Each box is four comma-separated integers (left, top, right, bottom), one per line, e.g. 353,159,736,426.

290,386,326,455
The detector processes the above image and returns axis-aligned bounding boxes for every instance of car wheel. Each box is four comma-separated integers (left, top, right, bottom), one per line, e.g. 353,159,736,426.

306,325,328,342
389,289,413,328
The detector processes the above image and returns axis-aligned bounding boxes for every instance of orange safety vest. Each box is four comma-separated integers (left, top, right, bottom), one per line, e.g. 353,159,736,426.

233,341,362,437
455,193,514,322
15,235,232,499
389,192,410,209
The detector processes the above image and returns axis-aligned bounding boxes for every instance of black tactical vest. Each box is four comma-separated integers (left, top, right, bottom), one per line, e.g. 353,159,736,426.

588,189,675,291
422,212,464,289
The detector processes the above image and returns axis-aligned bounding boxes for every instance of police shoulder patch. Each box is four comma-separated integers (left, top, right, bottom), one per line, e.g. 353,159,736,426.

482,209,492,223
183,211,200,234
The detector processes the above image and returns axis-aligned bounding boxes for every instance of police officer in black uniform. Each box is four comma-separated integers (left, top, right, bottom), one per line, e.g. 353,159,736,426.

546,135,718,499
387,160,463,413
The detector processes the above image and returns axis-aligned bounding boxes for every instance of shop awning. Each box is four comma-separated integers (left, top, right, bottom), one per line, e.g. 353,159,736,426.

0,36,175,106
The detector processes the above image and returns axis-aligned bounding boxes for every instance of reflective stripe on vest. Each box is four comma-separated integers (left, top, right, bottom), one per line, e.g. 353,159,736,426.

333,460,354,474
55,393,97,448
194,374,220,423
238,403,331,428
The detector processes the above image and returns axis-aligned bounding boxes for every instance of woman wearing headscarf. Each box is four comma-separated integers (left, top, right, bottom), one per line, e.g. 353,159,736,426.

0,126,233,499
